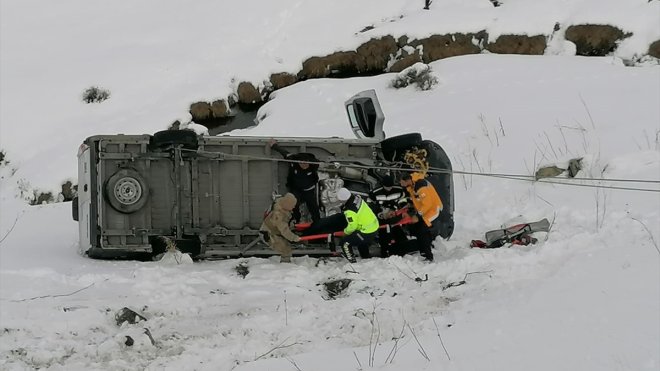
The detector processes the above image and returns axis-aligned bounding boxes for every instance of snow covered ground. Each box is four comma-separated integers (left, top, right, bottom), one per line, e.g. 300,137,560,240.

1,0,659,370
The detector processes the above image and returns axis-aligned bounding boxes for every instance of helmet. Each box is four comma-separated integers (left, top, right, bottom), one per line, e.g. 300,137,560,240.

336,188,352,201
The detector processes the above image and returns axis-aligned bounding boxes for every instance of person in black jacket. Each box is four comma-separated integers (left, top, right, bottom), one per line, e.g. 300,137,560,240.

368,175,410,257
269,139,321,223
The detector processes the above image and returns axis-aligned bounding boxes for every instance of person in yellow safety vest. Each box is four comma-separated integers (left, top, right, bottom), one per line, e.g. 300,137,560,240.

399,172,443,262
336,187,379,263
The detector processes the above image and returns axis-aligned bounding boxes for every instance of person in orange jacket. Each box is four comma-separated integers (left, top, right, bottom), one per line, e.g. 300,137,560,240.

399,172,443,261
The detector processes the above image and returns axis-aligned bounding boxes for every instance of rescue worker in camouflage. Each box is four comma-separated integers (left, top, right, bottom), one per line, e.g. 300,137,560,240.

336,188,379,263
259,193,301,263
399,172,443,262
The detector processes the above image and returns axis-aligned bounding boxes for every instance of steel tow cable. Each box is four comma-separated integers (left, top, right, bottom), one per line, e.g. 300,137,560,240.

180,148,660,193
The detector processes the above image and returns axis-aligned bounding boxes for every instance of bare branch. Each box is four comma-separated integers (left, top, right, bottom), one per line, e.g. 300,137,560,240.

6,279,107,302
353,351,363,370
286,357,303,371
284,290,288,326
630,216,660,255
0,213,22,246
254,337,302,361
367,303,381,367
432,318,451,361
578,93,596,129
443,270,494,291
498,117,506,137
543,131,558,159
385,322,407,364
406,323,430,361
472,149,483,173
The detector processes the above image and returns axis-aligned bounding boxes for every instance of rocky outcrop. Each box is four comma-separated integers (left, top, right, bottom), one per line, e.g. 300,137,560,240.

300,36,398,79
356,36,399,73
410,33,484,63
187,26,655,129
300,51,363,79
486,34,547,55
565,25,631,56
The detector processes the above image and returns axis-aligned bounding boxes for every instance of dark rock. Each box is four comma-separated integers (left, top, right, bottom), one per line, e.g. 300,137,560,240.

270,72,298,90
565,24,631,56
60,181,76,201
486,34,547,55
648,39,660,58
474,30,489,48
115,307,147,326
237,82,262,104
359,25,374,33
190,102,213,122
168,120,181,130
397,35,409,48
410,33,481,63
235,262,249,279
227,94,237,107
30,192,54,205
323,278,352,299
124,336,134,346
567,158,583,178
143,328,155,345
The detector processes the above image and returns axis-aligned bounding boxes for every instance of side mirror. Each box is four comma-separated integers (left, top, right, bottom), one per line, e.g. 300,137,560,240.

345,90,385,141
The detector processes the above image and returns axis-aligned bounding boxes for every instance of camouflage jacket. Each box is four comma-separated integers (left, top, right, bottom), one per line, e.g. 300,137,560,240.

260,199,300,242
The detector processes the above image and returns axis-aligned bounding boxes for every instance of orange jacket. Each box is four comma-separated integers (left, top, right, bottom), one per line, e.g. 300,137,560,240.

406,173,443,227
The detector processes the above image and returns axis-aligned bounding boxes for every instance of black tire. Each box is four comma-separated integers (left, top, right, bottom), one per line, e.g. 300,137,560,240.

150,130,198,150
436,214,454,240
104,168,150,214
421,140,455,240
86,247,106,259
380,133,423,161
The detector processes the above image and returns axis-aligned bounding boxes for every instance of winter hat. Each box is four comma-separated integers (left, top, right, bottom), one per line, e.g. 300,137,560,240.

336,188,352,201
278,193,297,210
381,175,395,187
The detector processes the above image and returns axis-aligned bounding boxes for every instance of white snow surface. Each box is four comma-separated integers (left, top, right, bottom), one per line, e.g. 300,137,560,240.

1,1,659,370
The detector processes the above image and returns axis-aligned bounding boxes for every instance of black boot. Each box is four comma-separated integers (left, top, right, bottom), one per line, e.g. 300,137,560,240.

341,242,357,263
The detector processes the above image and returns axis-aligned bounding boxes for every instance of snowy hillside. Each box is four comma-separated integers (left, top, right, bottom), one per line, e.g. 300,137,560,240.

1,0,659,370
0,0,658,193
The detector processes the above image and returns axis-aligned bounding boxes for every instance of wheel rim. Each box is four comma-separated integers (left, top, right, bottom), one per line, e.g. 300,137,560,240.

113,177,143,205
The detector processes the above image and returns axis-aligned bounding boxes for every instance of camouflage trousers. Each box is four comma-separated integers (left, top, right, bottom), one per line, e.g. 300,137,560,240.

268,235,293,259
